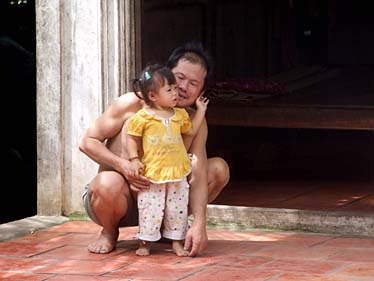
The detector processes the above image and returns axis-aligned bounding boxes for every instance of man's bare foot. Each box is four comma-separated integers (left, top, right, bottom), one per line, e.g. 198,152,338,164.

136,240,151,256
172,240,189,257
87,229,119,254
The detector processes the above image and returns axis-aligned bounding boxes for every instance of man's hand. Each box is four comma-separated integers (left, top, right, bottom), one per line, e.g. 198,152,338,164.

127,176,150,192
120,158,150,192
184,223,208,257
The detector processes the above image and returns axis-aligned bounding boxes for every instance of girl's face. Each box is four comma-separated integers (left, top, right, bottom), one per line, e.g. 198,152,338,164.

153,81,178,109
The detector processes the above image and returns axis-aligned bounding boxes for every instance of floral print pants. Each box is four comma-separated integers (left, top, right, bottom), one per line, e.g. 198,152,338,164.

137,177,189,241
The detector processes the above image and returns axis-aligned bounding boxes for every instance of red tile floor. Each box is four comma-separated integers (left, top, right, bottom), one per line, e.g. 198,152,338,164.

1,176,374,280
1,220,374,280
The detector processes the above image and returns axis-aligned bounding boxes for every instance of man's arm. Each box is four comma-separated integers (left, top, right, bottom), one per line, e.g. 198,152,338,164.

184,119,209,257
79,93,149,187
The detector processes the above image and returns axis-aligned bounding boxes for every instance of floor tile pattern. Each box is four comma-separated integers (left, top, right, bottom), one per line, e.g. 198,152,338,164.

1,221,374,280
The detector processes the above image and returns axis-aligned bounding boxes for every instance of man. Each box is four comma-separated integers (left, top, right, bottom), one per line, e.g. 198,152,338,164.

79,42,230,256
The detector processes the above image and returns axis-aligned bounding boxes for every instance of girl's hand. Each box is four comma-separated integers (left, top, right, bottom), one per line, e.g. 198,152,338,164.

128,159,145,178
120,158,150,192
195,95,209,111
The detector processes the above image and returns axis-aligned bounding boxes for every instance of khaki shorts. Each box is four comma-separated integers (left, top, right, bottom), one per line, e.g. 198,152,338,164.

82,182,138,227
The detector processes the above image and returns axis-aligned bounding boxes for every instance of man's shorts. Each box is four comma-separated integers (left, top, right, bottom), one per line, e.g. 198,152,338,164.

82,182,139,227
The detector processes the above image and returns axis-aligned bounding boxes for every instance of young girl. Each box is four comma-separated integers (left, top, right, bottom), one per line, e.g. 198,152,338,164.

125,64,209,256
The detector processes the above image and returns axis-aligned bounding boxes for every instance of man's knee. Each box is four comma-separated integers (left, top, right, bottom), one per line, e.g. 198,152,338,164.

91,171,130,201
89,171,135,223
209,157,230,187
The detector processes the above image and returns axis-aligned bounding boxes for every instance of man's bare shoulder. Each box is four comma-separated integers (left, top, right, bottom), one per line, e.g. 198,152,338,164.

108,92,143,117
115,92,143,108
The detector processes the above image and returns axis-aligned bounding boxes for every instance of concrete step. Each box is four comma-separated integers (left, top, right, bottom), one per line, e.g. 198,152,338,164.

207,204,374,236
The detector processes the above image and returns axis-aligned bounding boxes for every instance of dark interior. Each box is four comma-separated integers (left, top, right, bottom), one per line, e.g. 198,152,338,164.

1,0,37,223
142,0,374,213
142,0,374,112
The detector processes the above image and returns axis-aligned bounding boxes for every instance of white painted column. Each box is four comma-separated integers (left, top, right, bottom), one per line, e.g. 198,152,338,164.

36,0,63,215
60,0,103,214
36,0,140,216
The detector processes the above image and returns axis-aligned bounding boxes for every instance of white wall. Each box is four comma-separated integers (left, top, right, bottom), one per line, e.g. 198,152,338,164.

36,0,138,216
60,0,102,214
36,0,64,215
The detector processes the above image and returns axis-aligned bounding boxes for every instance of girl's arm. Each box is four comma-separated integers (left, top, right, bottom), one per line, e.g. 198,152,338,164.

126,134,144,178
184,96,209,137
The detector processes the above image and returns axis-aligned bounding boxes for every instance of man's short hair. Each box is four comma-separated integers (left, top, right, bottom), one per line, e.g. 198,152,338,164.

166,41,213,89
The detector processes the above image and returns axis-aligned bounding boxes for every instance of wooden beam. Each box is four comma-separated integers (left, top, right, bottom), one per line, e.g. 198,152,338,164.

206,104,374,130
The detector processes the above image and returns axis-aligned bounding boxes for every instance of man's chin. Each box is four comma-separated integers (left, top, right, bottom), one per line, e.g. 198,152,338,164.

177,96,194,108
176,99,185,107
177,101,189,108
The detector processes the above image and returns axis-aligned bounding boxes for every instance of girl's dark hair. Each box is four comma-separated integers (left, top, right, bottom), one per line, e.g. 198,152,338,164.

166,41,213,90
133,63,176,106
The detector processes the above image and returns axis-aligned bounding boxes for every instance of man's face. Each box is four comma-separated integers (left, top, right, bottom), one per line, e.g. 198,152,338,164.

172,59,207,108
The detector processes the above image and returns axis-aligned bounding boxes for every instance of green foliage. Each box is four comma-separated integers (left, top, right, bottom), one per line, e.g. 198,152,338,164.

67,212,90,221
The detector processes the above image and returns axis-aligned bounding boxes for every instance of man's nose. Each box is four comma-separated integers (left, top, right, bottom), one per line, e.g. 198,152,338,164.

179,80,188,90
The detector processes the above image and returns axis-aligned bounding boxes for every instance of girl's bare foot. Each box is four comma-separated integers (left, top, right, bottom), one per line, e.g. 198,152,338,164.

87,229,119,254
172,240,189,257
136,240,151,256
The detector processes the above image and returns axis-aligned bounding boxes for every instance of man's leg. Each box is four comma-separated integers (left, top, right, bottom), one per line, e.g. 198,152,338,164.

207,157,230,203
86,171,133,254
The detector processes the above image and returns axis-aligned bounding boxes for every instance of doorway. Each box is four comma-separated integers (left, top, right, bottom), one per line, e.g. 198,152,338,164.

208,126,374,214
140,0,374,214
1,0,37,223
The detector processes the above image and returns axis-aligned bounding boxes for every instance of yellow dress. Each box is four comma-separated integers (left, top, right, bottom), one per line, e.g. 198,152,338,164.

127,108,192,183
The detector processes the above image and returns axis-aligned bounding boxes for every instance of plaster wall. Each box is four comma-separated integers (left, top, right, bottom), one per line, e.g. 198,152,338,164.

36,0,63,215
60,0,102,215
36,0,138,216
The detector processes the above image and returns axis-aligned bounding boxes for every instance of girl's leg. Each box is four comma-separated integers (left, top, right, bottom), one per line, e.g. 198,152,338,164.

172,240,189,257
137,183,166,255
136,240,151,256
163,179,190,256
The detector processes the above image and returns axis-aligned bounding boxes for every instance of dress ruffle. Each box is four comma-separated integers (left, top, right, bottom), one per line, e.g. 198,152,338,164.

145,160,191,183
